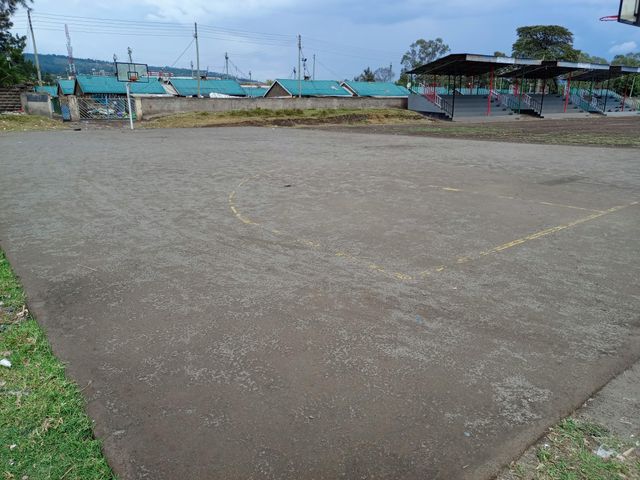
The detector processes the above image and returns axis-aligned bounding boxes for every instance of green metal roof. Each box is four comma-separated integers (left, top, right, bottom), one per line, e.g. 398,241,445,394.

35,85,58,97
57,79,75,95
169,78,246,97
76,75,166,95
243,86,268,97
342,81,409,97
273,79,352,97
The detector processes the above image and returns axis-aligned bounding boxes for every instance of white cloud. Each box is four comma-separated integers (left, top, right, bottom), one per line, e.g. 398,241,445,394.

141,0,295,21
609,41,638,54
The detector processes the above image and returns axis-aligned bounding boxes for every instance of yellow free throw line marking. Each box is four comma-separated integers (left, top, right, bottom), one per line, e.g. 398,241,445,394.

231,174,637,282
479,202,636,256
427,184,603,213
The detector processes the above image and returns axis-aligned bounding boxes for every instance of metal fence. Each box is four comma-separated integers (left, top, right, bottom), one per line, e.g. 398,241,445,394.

77,95,135,120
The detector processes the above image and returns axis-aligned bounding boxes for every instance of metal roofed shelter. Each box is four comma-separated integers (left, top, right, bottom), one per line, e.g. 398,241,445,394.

57,79,75,96
341,81,410,97
407,54,542,119
35,85,58,98
242,86,268,97
74,76,167,96
495,61,604,116
264,79,352,98
169,78,247,97
567,65,640,113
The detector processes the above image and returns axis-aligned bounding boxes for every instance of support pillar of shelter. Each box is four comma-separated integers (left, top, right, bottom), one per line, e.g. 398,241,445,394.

564,73,572,113
487,65,494,116
603,70,612,112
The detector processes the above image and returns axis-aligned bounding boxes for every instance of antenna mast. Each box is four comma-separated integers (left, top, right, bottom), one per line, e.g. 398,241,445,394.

65,24,76,77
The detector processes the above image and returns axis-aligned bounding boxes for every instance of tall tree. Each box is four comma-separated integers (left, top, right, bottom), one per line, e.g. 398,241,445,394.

399,38,450,86
1,0,35,86
576,51,608,64
354,66,375,82
512,25,580,61
374,65,394,82
400,38,450,72
611,52,640,96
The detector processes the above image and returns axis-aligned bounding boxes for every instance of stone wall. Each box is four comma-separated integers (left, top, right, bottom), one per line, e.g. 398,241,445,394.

135,96,408,120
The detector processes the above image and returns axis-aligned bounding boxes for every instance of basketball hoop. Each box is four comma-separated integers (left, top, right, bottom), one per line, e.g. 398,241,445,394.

600,15,619,21
129,73,138,82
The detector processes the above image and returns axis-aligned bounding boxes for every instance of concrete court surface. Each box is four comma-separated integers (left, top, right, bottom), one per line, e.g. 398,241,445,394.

0,127,639,479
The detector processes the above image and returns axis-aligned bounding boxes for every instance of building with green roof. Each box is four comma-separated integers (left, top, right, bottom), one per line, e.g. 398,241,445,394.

35,85,58,98
168,78,246,97
265,79,352,98
242,86,268,97
57,79,75,96
341,81,410,98
74,75,168,96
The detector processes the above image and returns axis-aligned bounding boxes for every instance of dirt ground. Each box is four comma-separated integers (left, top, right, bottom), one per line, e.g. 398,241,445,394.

312,115,640,148
0,127,639,479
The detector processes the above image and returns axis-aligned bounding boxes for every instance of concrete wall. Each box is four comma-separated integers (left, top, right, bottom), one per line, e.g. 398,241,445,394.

20,92,53,118
136,96,408,120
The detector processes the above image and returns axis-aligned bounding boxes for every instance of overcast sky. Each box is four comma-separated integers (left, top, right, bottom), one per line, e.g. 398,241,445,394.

10,0,640,81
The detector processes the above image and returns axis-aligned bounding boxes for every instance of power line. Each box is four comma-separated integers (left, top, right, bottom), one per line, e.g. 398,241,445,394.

315,58,342,80
170,38,194,68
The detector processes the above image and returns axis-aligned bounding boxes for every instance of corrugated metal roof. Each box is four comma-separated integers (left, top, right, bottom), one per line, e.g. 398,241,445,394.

57,79,75,95
76,76,166,95
273,79,352,97
35,85,58,97
342,81,409,97
169,78,246,97
243,87,268,97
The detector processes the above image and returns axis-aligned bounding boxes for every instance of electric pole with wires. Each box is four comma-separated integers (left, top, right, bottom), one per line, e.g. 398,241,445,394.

27,8,42,85
297,34,302,98
194,22,200,97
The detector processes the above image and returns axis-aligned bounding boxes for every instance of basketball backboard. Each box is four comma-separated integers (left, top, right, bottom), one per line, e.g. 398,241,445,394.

115,62,150,83
619,0,640,26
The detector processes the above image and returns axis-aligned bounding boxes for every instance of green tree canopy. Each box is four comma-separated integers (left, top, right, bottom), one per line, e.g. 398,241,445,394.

611,52,640,66
400,38,450,73
374,65,394,82
512,25,580,61
354,67,375,82
1,0,35,86
577,51,609,64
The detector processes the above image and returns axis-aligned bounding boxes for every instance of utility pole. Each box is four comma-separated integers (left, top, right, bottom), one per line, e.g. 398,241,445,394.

27,8,42,85
225,52,229,77
65,24,76,77
194,22,200,97
191,61,194,78
249,70,252,81
297,34,302,98
127,47,133,63
312,54,316,80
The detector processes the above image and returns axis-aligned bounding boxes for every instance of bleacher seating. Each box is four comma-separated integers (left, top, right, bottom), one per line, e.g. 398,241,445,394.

440,94,513,118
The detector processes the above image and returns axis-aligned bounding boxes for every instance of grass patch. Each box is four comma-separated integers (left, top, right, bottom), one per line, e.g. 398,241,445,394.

506,418,640,479
144,108,426,129
0,114,63,132
405,125,640,147
0,250,115,480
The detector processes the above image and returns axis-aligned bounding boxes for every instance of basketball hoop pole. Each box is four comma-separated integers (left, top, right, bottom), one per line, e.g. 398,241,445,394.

125,82,134,130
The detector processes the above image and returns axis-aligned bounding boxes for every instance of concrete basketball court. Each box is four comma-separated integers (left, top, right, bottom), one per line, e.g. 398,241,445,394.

1,127,639,479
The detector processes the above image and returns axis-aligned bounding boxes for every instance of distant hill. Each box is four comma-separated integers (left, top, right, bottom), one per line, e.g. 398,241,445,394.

24,53,249,81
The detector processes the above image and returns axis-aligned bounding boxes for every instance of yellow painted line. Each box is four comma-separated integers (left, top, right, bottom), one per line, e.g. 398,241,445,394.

538,201,603,213
478,202,637,258
229,172,636,284
426,184,602,213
